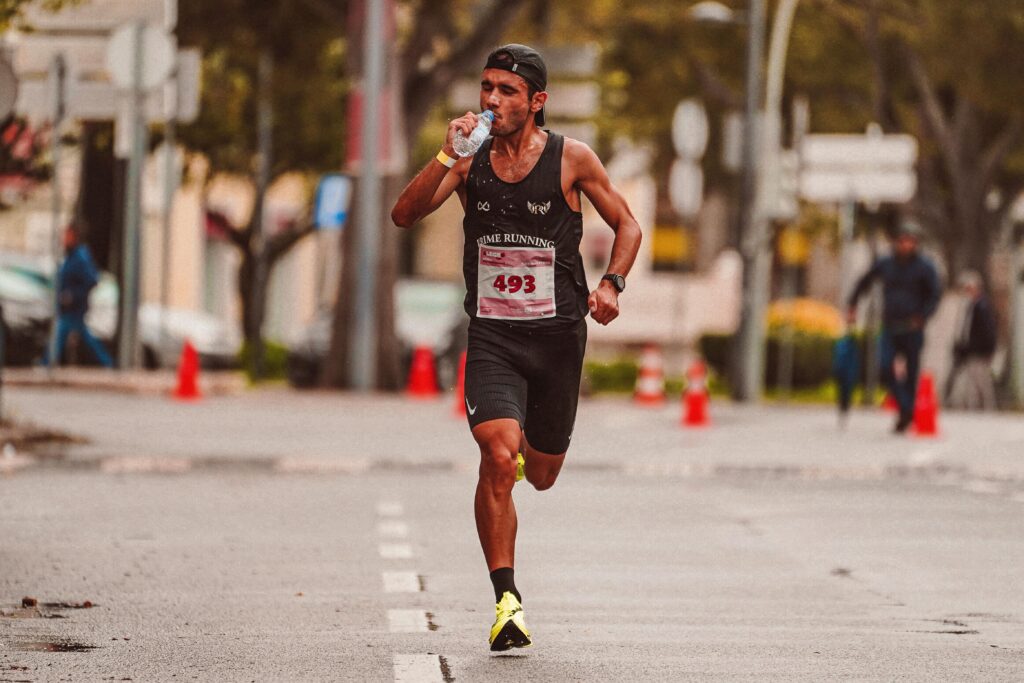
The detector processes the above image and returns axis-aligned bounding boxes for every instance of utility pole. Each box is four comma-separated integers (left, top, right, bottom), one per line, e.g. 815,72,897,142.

349,0,385,391
729,0,766,400
46,53,66,374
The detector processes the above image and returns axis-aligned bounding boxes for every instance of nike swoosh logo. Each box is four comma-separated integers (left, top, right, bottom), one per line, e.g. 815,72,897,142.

466,398,478,416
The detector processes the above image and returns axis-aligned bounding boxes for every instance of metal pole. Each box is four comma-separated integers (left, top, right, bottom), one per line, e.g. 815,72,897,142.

837,198,855,306
730,0,766,400
45,53,66,374
119,22,146,370
1011,237,1024,407
736,0,800,402
862,228,882,406
159,50,179,365
350,0,385,391
250,49,273,381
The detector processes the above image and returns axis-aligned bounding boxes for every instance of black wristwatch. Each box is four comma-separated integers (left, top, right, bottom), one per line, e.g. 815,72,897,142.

601,273,626,293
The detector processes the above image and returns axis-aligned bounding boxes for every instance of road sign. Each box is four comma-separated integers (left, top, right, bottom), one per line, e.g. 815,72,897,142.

672,99,709,160
802,133,917,168
106,23,175,91
15,48,200,122
800,169,917,204
668,158,703,219
314,174,352,230
799,126,918,204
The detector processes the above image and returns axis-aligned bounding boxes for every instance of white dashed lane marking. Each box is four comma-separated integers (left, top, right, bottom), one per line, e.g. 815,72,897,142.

376,501,405,517
393,654,446,682
387,609,430,633
382,571,422,593
379,543,415,559
377,521,410,538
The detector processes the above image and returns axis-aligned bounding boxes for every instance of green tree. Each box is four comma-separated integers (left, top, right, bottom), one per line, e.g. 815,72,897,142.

810,0,1024,281
177,0,348,378
0,0,79,29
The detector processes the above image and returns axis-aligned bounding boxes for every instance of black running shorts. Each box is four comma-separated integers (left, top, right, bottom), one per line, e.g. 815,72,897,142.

463,318,587,455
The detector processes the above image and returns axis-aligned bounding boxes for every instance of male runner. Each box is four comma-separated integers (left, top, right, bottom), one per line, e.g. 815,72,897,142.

392,44,641,651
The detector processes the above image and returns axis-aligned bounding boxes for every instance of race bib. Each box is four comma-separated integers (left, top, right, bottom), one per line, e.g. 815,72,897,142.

477,245,556,320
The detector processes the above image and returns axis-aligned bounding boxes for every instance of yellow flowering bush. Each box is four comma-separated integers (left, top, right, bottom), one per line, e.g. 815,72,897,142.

767,298,844,338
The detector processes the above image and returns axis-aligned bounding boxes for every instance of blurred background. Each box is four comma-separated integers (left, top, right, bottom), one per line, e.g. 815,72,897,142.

0,0,1022,408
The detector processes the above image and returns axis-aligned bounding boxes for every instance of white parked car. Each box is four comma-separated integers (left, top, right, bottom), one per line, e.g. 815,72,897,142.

0,252,241,369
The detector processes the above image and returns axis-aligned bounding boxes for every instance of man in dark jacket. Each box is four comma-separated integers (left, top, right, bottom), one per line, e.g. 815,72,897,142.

948,270,997,409
43,223,113,368
847,222,941,432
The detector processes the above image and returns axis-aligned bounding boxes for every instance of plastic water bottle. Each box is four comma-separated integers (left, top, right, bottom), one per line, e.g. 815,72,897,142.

452,111,495,157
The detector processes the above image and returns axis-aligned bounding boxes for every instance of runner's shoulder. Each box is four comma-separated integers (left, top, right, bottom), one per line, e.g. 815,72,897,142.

561,137,603,179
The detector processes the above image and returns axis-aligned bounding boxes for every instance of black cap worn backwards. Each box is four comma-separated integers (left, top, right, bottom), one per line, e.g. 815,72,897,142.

484,44,548,126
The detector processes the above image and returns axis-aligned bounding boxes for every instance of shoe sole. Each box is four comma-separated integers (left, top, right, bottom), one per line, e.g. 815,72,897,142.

489,620,532,652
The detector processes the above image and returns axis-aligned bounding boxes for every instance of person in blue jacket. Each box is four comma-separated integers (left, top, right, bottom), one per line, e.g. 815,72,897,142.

847,221,941,433
43,223,113,368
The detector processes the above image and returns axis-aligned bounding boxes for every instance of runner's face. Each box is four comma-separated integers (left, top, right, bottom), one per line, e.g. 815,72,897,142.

479,68,541,135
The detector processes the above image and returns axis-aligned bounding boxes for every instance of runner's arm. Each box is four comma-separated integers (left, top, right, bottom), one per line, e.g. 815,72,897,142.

391,113,476,228
570,141,642,325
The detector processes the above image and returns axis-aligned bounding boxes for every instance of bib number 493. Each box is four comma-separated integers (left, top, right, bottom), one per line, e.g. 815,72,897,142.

491,274,536,294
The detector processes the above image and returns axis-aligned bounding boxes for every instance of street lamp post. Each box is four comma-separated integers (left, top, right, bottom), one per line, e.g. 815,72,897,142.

690,0,800,402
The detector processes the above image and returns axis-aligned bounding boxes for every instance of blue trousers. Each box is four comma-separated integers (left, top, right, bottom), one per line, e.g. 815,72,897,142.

879,329,923,422
44,312,114,368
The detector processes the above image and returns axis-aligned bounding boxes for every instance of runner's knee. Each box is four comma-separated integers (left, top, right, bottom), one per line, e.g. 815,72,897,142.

478,435,519,488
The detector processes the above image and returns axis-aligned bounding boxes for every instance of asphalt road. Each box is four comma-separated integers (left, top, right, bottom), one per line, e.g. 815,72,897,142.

2,387,1024,681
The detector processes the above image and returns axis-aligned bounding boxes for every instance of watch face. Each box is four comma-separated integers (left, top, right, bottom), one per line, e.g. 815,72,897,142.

605,274,625,292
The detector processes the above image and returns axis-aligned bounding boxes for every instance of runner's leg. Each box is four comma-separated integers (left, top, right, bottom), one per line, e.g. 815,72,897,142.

521,438,565,491
472,418,523,572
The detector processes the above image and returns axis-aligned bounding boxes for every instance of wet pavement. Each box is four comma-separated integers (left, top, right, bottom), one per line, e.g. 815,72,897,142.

2,387,1024,680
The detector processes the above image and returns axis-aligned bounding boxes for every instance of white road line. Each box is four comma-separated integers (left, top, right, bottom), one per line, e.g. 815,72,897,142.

387,609,429,633
273,456,370,474
962,480,1002,495
100,456,192,474
393,654,444,682
380,543,414,560
377,501,405,517
377,521,410,538
383,571,421,593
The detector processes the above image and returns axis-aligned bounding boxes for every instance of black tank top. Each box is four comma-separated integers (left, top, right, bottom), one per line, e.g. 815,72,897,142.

462,132,588,328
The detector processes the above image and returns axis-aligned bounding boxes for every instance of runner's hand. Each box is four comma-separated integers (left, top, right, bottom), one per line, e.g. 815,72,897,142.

444,112,478,156
588,282,620,325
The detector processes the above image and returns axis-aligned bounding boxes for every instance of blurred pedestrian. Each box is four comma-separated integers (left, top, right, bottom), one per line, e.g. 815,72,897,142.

947,270,997,410
847,221,940,433
42,222,113,368
391,44,641,652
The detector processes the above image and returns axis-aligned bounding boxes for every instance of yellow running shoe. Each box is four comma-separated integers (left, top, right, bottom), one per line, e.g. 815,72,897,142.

489,591,531,652
515,452,525,482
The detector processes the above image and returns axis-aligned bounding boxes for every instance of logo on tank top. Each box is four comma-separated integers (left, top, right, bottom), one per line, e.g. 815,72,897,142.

477,201,490,212
526,200,551,216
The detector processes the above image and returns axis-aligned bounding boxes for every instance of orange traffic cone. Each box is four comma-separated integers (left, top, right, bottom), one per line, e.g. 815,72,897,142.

681,360,710,427
406,346,439,399
452,350,468,417
912,371,939,436
634,345,666,406
173,339,201,401
881,393,899,412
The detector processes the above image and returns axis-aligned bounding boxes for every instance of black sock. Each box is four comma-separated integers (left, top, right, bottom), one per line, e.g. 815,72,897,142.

489,567,521,603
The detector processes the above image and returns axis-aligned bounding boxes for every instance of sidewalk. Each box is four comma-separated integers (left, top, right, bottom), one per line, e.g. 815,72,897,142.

4,385,1024,487
2,367,247,396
